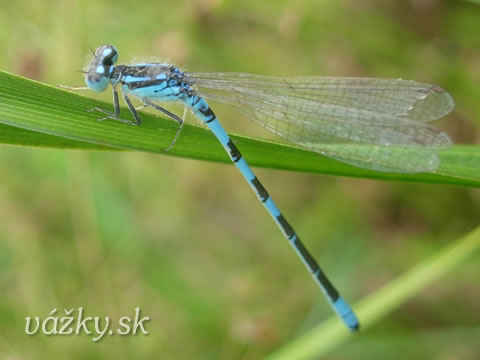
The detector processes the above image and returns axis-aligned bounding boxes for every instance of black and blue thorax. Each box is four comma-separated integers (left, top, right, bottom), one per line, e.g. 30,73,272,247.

110,64,194,102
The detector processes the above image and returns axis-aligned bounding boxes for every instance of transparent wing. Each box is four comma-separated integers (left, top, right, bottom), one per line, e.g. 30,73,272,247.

186,72,454,173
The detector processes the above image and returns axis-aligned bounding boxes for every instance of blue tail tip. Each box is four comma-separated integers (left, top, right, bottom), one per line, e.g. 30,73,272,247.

332,296,360,332
343,311,360,332
348,318,360,332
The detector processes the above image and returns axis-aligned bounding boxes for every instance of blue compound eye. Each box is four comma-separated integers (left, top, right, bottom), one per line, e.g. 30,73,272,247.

84,45,119,92
100,45,118,66
85,70,109,92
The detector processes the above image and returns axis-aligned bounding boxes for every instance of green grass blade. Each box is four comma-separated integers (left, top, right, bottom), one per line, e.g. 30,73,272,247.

267,225,480,360
0,70,478,186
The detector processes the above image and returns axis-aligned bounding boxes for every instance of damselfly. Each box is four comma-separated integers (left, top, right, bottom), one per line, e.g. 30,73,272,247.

61,44,455,331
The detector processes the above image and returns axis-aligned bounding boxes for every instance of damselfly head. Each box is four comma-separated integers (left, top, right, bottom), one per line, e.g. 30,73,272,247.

84,44,119,92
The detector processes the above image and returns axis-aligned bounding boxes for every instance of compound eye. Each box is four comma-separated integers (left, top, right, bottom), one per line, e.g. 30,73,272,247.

84,45,118,91
85,71,109,92
87,72,102,83
101,45,118,66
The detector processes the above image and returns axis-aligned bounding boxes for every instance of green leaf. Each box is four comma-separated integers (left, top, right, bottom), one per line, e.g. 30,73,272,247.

0,70,478,187
267,225,480,360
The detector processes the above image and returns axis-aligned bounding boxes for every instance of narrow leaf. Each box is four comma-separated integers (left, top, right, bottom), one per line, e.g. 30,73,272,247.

0,71,478,186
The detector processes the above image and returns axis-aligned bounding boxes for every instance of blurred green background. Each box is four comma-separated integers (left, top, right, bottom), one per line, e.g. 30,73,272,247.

0,0,479,359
